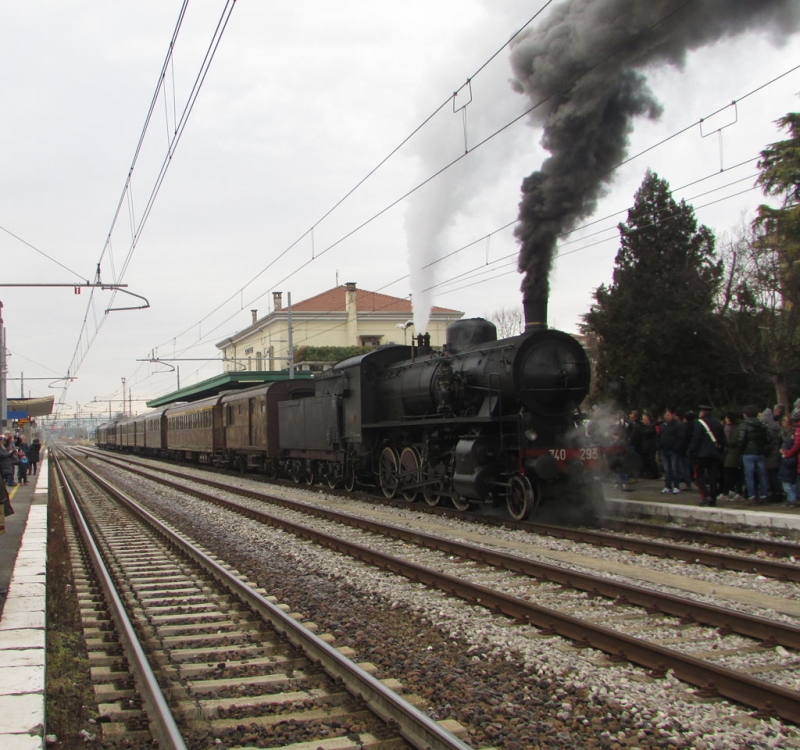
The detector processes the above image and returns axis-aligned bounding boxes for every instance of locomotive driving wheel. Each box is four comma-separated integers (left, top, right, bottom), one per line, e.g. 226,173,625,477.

421,463,444,506
452,495,473,511
326,464,340,490
304,462,316,486
399,446,421,502
343,458,356,491
507,474,536,521
379,446,400,499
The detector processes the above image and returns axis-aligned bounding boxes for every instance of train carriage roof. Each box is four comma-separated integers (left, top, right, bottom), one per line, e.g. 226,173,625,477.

219,380,314,405
136,407,170,420
164,393,225,416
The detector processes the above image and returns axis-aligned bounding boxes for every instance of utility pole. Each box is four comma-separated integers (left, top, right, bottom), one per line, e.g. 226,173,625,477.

121,377,126,417
287,292,294,379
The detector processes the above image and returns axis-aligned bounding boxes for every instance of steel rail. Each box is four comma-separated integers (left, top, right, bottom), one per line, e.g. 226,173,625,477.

76,450,800,723
599,517,800,560
514,519,800,582
66,453,472,750
53,451,188,750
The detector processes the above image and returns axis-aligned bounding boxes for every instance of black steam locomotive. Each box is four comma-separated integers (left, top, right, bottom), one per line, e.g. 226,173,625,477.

97,298,602,520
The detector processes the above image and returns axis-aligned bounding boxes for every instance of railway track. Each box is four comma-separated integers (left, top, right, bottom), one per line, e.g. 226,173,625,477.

79,447,800,583
55,450,473,749
599,516,800,560
76,448,800,725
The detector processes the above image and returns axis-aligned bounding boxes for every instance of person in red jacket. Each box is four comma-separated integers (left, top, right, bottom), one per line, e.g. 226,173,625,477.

780,409,800,507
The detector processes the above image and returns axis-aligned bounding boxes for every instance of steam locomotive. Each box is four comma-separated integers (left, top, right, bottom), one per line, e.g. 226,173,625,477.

96,297,603,520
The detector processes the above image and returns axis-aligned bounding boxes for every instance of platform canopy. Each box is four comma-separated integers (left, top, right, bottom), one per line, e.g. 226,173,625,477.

145,370,312,408
7,396,55,418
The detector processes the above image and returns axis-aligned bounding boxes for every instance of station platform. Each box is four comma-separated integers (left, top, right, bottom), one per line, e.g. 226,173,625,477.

0,460,48,750
603,477,800,532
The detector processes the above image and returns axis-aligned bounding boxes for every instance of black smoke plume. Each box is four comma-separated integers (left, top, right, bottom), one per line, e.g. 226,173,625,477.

510,0,800,300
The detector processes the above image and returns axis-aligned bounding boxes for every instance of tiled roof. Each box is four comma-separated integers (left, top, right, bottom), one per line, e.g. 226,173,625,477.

278,286,460,315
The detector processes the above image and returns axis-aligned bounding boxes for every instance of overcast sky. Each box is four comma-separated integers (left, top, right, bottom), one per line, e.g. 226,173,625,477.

2,1,799,420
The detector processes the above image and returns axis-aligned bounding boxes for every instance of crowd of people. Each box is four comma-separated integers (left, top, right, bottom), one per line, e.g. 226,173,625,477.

0,432,42,489
602,398,800,508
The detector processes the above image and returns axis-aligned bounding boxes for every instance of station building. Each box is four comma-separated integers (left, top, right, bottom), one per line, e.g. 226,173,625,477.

215,282,463,373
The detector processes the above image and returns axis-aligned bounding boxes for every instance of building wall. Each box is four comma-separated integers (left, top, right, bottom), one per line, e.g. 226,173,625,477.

219,312,461,372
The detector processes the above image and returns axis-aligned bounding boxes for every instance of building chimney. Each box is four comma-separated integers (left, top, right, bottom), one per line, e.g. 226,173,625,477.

272,292,282,311
523,295,547,332
345,282,358,345
251,309,258,325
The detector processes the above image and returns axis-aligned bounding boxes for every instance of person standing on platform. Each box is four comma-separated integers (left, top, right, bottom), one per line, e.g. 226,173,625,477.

15,435,29,486
722,412,744,501
689,405,726,507
658,407,683,495
0,438,13,487
761,408,783,503
780,410,800,508
739,405,771,505
639,412,659,480
0,477,6,540
680,411,697,491
28,438,41,476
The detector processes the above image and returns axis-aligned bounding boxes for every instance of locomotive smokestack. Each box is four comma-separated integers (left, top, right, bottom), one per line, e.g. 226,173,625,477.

523,296,547,332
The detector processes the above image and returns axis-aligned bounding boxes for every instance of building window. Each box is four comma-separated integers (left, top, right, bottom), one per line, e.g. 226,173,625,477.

360,335,382,348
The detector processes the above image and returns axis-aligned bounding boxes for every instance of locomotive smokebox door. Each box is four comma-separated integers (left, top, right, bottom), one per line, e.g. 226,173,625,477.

453,438,497,500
